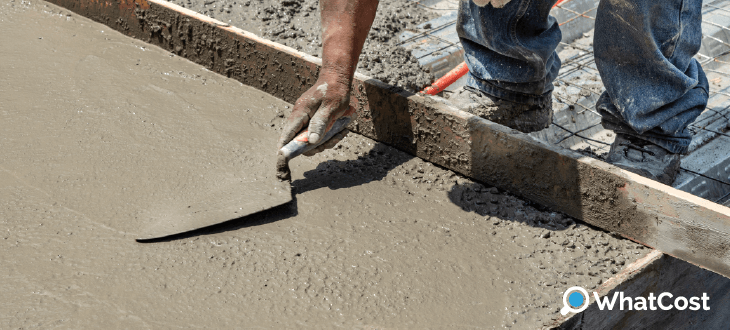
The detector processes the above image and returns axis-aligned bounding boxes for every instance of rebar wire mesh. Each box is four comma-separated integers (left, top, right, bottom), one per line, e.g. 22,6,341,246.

404,1,598,61
406,0,730,201
550,0,730,202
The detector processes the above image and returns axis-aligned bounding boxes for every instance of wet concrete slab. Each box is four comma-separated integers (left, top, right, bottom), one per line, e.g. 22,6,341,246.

0,1,650,328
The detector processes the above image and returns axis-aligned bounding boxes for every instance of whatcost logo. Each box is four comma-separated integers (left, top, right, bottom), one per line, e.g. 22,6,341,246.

560,286,710,315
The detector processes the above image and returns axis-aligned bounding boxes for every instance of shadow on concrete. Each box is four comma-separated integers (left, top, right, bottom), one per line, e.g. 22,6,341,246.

446,180,578,232
292,142,413,195
136,197,299,243
291,79,417,194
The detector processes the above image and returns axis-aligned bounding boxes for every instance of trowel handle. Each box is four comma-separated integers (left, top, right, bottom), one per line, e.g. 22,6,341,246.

278,109,355,160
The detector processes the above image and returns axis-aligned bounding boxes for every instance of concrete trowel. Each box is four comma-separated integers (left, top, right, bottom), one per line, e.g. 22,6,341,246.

136,109,354,241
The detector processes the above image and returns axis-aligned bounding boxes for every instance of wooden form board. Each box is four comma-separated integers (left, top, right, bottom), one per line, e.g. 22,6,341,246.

551,249,730,329
43,0,730,279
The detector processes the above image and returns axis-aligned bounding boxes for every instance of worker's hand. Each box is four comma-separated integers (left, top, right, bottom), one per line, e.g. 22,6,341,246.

276,0,377,157
277,77,352,156
302,129,349,156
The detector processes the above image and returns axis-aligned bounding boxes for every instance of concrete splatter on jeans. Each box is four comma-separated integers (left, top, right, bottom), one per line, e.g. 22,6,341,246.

471,0,512,8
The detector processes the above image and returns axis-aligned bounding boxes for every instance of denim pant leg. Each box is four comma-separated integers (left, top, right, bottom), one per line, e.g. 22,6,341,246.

594,0,709,155
457,0,562,106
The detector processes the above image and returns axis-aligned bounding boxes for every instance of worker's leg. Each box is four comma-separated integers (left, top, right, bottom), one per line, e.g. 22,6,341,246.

595,0,707,184
451,0,561,133
457,0,562,102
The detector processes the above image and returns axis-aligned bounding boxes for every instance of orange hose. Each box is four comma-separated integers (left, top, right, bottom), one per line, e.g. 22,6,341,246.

421,62,469,95
420,0,572,95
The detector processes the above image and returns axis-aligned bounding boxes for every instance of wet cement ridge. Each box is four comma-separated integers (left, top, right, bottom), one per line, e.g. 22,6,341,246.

43,0,730,279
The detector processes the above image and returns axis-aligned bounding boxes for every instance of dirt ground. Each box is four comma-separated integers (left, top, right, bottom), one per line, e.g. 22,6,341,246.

1,1,647,328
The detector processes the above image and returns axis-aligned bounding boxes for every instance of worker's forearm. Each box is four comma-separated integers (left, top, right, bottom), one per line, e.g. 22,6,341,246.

319,0,379,85
276,0,377,156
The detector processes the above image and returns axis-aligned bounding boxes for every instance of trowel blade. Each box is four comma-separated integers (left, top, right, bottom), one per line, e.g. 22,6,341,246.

137,178,291,241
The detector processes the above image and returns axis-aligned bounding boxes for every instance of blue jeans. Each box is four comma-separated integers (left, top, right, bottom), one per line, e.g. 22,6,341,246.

457,0,708,154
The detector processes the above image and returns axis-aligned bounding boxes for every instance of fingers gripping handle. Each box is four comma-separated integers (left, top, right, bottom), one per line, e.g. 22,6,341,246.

279,114,353,160
276,110,354,181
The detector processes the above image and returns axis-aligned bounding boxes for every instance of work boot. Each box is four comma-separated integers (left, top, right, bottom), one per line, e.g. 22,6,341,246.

447,86,552,133
605,133,681,185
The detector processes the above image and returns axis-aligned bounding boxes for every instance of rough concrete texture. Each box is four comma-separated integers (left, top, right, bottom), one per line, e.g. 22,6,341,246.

0,1,648,328
163,0,437,92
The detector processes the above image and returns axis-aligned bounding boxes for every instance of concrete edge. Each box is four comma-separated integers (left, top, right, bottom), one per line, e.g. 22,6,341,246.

544,250,664,329
42,0,730,279
555,250,730,328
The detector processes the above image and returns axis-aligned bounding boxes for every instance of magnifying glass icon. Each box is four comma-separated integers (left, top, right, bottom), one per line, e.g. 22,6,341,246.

560,286,590,315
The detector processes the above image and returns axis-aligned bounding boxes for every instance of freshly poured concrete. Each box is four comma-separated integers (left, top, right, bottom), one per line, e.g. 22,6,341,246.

1,1,646,328
164,0,437,92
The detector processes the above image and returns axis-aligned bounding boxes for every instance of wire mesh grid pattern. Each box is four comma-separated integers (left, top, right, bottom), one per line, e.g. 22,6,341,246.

549,0,730,203
405,0,730,203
